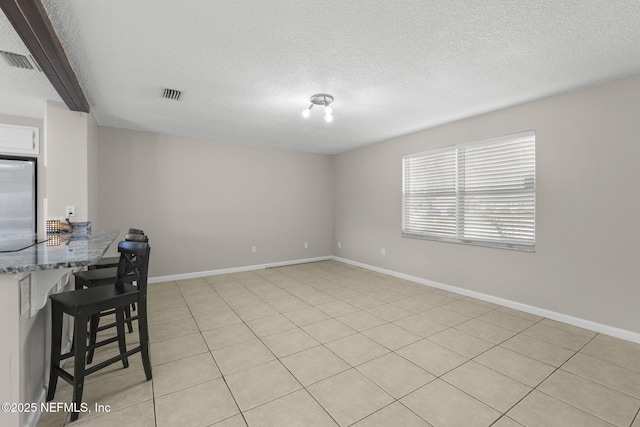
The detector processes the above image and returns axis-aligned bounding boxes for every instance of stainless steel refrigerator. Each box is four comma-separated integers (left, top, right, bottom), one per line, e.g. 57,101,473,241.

0,155,37,251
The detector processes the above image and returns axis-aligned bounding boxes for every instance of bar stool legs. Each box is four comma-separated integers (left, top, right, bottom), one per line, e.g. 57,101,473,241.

138,300,152,380
47,306,142,421
71,312,88,420
46,304,63,403
47,241,152,422
47,308,90,421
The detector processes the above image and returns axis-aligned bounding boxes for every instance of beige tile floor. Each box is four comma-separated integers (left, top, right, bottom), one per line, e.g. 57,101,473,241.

37,261,640,427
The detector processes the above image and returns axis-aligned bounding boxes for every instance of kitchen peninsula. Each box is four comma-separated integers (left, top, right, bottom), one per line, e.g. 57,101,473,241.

0,229,119,427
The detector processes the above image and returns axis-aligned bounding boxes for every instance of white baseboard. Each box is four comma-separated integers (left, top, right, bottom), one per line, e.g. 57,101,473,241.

333,256,640,344
148,256,332,284
148,255,639,343
264,256,332,268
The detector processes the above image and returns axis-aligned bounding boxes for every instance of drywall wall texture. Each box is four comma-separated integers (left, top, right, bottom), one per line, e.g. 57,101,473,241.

44,100,96,222
333,73,640,334
97,127,333,277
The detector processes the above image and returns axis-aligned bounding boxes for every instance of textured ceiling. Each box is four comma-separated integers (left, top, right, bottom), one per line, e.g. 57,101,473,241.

0,10,62,118
5,1,640,154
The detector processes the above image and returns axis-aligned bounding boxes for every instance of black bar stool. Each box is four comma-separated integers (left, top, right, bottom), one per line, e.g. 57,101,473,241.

75,233,149,337
47,241,152,422
75,233,148,289
88,229,145,270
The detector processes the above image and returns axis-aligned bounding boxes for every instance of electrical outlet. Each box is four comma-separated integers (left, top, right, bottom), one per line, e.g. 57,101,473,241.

381,248,386,256
304,242,308,249
251,246,257,254
337,241,342,249
66,205,76,217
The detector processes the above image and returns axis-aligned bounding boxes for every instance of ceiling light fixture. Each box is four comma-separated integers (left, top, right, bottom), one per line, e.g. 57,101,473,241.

302,94,334,122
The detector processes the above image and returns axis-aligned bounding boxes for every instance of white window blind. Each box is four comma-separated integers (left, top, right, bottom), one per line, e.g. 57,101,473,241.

402,131,535,251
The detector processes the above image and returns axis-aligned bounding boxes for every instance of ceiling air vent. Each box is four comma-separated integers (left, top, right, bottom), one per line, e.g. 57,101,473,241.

162,88,182,101
0,50,39,70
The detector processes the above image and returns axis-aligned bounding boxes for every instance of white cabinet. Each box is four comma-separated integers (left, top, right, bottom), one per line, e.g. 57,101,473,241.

0,123,39,155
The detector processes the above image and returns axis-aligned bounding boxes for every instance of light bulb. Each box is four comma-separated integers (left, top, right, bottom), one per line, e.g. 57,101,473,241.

324,105,333,115
324,113,333,123
302,108,310,118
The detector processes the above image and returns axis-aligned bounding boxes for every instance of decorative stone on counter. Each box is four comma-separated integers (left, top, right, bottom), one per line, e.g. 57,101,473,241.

0,230,120,274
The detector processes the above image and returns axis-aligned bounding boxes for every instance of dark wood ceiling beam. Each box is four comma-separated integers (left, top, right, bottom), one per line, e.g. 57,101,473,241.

0,0,89,112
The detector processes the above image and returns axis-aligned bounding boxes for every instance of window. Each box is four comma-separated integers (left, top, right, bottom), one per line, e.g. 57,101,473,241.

402,131,535,251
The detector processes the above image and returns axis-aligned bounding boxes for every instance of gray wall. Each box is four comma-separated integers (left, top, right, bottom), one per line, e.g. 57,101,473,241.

97,127,334,277
333,73,640,334
44,100,95,223
96,73,640,335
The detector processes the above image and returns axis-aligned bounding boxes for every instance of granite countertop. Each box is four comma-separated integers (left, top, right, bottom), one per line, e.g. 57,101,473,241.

0,230,120,274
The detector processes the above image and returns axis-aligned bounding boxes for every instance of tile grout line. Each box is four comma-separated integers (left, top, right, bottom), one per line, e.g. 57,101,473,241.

238,267,416,426
430,313,577,423
145,264,638,427
225,268,496,425
207,271,338,425
526,332,639,426
348,295,576,424
242,268,345,426
273,270,461,427
252,268,378,426
630,407,640,427
178,278,251,426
